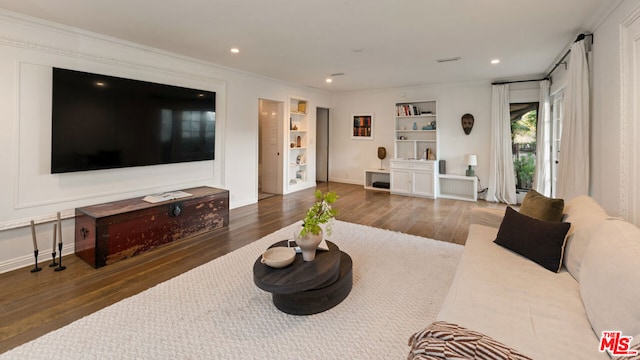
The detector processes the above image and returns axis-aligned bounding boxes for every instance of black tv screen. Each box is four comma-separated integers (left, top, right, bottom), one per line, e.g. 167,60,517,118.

51,68,215,174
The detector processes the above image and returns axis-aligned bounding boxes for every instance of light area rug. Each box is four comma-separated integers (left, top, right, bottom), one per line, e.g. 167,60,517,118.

3,220,463,359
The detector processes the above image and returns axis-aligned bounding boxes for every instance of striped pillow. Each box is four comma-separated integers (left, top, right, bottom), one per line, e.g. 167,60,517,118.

408,321,532,360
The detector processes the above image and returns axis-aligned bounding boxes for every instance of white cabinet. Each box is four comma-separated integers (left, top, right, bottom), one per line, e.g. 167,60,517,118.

413,171,435,197
286,96,314,193
390,168,411,194
390,160,438,198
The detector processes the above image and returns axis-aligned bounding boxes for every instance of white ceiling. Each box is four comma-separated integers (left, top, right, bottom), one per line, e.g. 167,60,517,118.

0,0,609,92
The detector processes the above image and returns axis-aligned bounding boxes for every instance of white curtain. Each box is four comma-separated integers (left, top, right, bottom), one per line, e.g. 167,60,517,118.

487,84,517,204
533,80,552,196
556,40,589,200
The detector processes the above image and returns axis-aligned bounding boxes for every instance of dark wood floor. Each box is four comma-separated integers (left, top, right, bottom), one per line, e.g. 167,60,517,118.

0,182,505,354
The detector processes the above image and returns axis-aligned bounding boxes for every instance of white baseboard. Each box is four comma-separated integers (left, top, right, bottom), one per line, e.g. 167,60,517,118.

328,177,361,186
0,243,74,274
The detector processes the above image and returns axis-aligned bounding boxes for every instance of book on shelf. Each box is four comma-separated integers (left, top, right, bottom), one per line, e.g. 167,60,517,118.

396,104,420,116
142,191,193,203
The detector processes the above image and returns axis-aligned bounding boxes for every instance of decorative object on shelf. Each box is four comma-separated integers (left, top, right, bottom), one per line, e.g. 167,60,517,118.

352,114,373,140
464,154,478,176
439,160,446,174
430,121,437,130
297,191,338,261
290,143,295,148
377,147,386,170
427,148,436,160
296,135,301,147
297,101,307,113
413,122,418,130
461,113,474,135
29,220,42,273
292,124,298,130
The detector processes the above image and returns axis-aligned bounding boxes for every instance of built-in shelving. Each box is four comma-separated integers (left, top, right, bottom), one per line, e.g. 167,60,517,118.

394,100,438,160
364,169,390,192
287,97,312,192
391,100,439,198
438,174,477,202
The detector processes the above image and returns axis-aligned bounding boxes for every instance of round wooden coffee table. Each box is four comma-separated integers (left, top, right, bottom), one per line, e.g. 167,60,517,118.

253,240,352,315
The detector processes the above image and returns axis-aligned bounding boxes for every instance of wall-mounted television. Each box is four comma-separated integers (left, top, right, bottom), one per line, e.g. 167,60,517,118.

51,68,215,174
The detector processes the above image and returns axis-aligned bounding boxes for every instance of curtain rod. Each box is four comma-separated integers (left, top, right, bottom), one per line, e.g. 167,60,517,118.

491,78,547,85
544,33,593,79
491,33,593,86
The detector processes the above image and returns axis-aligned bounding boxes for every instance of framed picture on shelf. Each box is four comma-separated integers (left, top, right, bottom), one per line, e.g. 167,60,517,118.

351,114,373,140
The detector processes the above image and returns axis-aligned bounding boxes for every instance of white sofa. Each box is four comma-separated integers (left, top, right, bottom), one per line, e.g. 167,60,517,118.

435,196,640,359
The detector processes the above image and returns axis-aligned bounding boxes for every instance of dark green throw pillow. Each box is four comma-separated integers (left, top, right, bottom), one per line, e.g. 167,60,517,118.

519,189,564,223
494,207,571,272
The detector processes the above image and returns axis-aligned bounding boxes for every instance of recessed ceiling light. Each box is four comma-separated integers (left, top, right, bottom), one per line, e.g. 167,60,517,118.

491,59,500,64
325,78,333,83
95,81,105,87
230,48,240,54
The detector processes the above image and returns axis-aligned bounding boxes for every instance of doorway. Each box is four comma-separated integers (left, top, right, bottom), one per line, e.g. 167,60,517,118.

316,107,330,182
258,99,284,199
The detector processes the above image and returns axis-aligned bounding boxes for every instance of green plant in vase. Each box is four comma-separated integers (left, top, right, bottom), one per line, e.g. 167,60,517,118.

297,190,338,261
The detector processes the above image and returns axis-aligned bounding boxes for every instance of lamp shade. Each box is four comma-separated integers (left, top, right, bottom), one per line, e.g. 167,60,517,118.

464,154,478,166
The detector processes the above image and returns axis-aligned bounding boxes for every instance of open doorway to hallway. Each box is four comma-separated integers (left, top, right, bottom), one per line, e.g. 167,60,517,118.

258,99,284,200
316,107,329,183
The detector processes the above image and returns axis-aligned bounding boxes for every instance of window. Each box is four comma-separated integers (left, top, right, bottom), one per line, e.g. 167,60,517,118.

510,102,539,191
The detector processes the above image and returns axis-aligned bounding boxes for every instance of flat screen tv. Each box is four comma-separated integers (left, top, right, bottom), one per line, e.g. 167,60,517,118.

51,67,215,174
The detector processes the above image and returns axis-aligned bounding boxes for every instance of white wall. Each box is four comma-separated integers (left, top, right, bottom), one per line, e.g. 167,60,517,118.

329,82,492,188
0,11,330,272
590,0,640,220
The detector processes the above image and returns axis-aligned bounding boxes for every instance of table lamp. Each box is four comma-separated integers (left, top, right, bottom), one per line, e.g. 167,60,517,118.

464,154,477,177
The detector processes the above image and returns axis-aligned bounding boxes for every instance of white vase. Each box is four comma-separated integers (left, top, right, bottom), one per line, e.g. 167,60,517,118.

295,229,323,261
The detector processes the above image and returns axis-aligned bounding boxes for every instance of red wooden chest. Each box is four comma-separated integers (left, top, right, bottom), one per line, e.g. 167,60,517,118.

74,186,229,268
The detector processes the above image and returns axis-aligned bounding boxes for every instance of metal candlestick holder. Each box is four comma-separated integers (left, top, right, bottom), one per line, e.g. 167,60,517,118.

49,251,58,267
50,223,58,267
54,242,66,272
30,249,42,273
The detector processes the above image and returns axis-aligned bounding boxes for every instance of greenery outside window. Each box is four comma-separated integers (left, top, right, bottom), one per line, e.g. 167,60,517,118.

510,103,539,191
